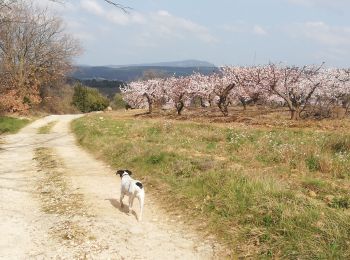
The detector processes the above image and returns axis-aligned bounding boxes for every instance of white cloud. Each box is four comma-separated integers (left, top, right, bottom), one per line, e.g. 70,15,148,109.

80,0,145,26
286,21,350,65
287,0,349,9
78,2,218,44
222,22,268,36
105,10,130,25
65,18,95,42
72,31,95,41
80,0,104,16
300,21,350,46
157,10,171,17
105,10,146,25
253,25,267,36
221,24,245,33
150,10,218,43
32,0,77,14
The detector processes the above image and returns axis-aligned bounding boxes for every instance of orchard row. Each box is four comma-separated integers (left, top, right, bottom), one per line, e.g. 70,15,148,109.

121,64,350,120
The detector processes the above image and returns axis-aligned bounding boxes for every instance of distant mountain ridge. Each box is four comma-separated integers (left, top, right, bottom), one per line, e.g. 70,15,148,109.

72,60,218,82
107,59,216,68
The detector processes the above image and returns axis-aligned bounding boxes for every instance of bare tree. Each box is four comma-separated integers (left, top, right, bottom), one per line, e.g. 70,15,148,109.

0,1,81,112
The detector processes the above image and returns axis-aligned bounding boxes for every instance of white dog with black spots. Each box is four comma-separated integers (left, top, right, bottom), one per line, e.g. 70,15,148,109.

116,170,145,221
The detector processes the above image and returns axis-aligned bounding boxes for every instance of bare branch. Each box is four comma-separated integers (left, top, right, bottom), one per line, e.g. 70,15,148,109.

47,0,132,13
103,0,132,13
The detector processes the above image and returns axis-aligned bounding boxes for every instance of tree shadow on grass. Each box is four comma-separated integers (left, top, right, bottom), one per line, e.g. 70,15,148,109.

134,111,151,117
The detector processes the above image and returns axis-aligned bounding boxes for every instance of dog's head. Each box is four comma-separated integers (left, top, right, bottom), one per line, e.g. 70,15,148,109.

116,169,132,178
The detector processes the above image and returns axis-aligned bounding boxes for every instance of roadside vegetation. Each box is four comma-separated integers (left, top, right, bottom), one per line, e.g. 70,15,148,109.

72,110,350,258
112,93,128,110
38,121,57,134
72,83,110,113
0,116,30,134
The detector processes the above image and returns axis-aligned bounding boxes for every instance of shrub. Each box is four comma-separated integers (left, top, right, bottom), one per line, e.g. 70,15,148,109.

113,93,127,110
329,196,350,209
39,84,79,114
305,154,321,172
72,83,109,113
324,136,350,154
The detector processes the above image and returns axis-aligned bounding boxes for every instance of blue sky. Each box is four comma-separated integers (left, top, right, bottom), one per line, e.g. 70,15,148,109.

37,0,350,67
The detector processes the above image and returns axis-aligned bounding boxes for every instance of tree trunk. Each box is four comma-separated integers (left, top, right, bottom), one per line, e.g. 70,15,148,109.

217,83,235,116
176,101,184,115
239,97,247,111
218,99,229,116
290,108,301,120
200,97,206,108
143,93,152,113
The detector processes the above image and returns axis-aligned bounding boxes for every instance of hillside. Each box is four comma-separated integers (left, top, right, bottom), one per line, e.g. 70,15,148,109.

109,59,216,68
67,78,124,98
71,61,218,82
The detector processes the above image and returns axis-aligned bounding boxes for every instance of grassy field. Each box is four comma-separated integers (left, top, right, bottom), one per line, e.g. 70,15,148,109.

72,110,350,258
0,116,30,134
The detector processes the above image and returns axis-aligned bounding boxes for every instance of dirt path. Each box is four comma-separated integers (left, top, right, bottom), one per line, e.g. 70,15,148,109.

0,115,221,259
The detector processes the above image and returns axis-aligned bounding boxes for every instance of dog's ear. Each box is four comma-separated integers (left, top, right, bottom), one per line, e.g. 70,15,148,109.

116,170,124,177
125,170,132,176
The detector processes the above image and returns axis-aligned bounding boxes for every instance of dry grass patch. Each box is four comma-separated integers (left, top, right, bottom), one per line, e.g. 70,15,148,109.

72,112,350,258
131,106,350,131
33,147,93,245
37,121,57,134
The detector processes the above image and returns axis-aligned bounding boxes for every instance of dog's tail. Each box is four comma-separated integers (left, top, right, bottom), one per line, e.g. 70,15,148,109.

138,189,145,222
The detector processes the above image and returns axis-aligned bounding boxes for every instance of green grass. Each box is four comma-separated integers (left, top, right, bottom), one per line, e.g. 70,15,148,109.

72,114,350,258
38,121,57,134
0,116,30,134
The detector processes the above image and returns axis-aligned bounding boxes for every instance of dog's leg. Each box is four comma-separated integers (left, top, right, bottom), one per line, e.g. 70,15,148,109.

130,196,135,211
120,193,125,208
138,193,144,222
129,195,135,212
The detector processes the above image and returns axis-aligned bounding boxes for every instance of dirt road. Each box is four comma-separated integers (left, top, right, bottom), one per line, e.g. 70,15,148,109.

0,115,220,259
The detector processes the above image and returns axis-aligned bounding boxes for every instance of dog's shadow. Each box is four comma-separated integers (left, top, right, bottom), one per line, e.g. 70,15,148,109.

107,198,138,220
